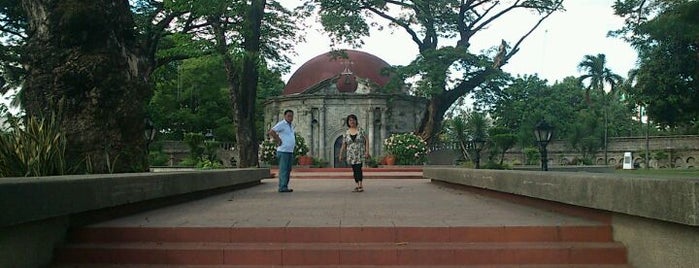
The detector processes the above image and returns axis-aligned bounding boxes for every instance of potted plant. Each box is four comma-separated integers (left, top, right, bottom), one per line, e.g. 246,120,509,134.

297,154,313,166
383,133,428,165
293,133,309,165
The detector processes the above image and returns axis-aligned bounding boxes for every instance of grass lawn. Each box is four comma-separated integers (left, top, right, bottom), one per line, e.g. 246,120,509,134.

616,168,699,178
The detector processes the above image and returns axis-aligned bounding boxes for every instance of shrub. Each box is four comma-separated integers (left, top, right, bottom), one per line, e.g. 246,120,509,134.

294,133,309,160
0,115,67,177
258,133,310,165
383,133,427,165
258,139,278,165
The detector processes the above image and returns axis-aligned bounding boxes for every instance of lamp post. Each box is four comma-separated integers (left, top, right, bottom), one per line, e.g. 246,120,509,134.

534,119,554,171
144,117,156,149
468,138,486,169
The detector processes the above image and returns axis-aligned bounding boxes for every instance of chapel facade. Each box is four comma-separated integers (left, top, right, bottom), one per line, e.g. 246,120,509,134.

263,50,427,167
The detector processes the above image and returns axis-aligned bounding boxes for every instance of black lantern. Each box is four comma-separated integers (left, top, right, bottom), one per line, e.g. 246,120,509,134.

467,137,486,169
534,119,554,171
144,118,156,145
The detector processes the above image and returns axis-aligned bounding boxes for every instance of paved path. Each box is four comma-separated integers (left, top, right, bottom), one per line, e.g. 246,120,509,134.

92,178,598,228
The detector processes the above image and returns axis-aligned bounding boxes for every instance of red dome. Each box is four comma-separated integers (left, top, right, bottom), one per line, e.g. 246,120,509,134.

283,50,392,95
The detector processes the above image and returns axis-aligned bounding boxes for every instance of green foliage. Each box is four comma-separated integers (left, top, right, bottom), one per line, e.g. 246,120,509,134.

258,133,310,165
442,109,491,164
181,132,221,167
612,0,699,128
383,133,428,165
577,53,623,104
310,0,564,142
197,158,223,169
653,150,669,161
258,139,277,165
523,147,540,165
567,110,603,162
482,160,511,170
293,133,309,159
365,157,379,168
0,114,66,177
184,133,206,160
490,131,518,165
149,56,234,141
312,157,329,168
149,150,169,166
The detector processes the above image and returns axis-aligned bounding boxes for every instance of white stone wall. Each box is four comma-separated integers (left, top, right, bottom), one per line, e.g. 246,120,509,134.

264,93,426,167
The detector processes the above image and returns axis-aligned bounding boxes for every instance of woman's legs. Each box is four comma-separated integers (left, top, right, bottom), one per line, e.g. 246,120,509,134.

351,163,363,190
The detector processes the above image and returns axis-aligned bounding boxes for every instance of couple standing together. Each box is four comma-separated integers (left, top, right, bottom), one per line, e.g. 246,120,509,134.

267,110,370,193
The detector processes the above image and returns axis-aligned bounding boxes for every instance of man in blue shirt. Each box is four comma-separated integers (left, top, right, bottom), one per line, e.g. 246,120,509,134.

268,110,296,192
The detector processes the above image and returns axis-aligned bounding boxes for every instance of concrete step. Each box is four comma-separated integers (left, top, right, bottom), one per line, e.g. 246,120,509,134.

54,241,627,266
53,226,627,266
65,226,614,243
270,167,424,179
53,264,634,268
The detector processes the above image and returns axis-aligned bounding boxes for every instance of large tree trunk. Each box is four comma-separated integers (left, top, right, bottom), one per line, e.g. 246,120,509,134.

21,0,150,173
416,96,449,146
235,0,265,168
416,69,497,146
214,0,266,168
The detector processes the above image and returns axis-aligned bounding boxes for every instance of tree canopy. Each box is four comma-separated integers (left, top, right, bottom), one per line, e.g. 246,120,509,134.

612,0,699,128
306,0,565,144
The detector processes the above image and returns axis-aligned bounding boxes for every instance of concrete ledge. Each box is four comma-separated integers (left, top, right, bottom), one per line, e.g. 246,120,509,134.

512,165,615,173
0,168,270,227
423,167,698,226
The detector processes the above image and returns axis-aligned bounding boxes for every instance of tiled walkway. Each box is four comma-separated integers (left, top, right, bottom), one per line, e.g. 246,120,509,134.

91,178,599,228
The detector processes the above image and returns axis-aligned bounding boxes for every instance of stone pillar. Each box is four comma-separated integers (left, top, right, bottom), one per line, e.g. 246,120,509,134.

368,107,375,157
380,109,387,156
320,106,327,162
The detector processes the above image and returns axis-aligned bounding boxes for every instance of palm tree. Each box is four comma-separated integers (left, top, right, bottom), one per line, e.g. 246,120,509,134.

578,54,623,165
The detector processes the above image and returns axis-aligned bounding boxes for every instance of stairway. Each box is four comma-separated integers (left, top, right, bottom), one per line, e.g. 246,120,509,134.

53,225,629,267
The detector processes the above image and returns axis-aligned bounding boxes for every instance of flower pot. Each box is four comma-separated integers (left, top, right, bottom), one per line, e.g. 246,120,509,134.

298,155,313,166
385,155,396,166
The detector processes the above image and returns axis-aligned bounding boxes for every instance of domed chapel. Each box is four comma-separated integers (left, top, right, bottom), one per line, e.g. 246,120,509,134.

263,50,427,167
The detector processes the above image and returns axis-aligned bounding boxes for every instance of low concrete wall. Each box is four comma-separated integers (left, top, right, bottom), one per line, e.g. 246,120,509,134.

423,167,699,268
512,165,615,173
0,168,270,268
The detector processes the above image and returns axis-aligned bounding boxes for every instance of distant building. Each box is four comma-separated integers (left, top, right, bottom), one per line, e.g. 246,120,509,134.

263,50,427,167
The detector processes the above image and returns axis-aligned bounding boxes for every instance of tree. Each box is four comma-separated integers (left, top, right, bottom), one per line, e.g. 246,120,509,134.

577,53,623,164
489,126,517,166
196,0,298,167
577,54,623,104
308,0,564,145
3,0,295,171
611,0,699,128
3,0,214,173
149,56,234,141
148,54,284,142
18,0,152,173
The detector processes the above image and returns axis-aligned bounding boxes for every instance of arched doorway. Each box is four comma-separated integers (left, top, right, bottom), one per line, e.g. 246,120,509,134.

333,136,348,168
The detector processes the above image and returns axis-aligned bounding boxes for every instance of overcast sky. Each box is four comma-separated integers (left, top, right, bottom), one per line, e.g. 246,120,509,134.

283,0,638,84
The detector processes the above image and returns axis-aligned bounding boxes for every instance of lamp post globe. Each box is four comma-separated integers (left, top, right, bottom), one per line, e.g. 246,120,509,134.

534,119,554,171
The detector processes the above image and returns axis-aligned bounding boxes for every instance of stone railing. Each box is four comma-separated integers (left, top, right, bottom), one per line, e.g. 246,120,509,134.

423,167,699,268
0,168,271,268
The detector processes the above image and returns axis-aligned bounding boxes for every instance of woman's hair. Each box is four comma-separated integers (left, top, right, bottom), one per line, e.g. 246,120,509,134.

346,114,358,127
